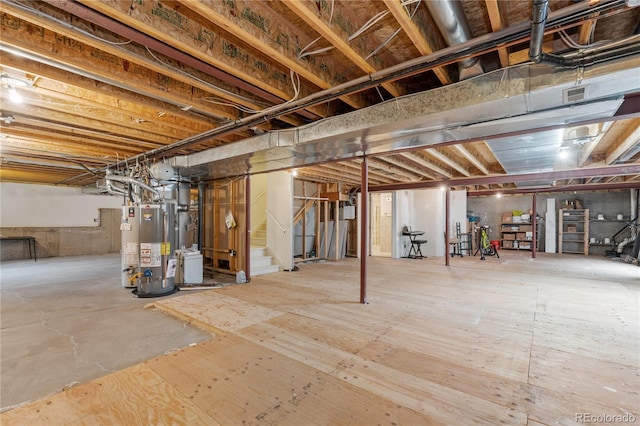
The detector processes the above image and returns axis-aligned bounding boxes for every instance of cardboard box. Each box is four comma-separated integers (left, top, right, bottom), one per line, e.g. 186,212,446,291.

504,233,516,240
521,213,531,221
502,240,514,248
519,225,533,232
516,232,526,241
502,213,512,222
512,216,522,223
525,231,533,240
567,225,577,232
519,242,531,249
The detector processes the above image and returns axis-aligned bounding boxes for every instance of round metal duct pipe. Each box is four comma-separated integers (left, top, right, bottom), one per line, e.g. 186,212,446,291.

423,0,484,79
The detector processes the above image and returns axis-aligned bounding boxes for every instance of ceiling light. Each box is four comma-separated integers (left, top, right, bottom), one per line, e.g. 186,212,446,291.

558,147,570,159
1,74,33,104
8,87,22,103
496,193,502,198
0,73,33,88
291,169,298,177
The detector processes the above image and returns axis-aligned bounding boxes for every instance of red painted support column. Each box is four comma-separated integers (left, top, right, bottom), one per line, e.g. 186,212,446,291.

532,193,537,259
445,187,450,266
360,157,368,304
245,174,251,281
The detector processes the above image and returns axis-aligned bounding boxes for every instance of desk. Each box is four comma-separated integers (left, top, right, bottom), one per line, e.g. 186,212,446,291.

402,231,427,259
1,236,37,261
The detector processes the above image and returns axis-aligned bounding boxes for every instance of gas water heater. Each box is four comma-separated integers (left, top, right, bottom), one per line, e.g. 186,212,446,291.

113,164,193,297
136,203,176,297
121,205,140,288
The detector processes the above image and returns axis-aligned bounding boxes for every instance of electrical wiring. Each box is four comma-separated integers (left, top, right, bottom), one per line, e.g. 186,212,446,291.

297,37,335,59
296,0,335,59
14,1,274,115
141,45,273,112
558,29,606,50
88,35,133,46
363,0,419,61
365,28,402,61
251,69,301,117
200,97,261,114
349,10,390,41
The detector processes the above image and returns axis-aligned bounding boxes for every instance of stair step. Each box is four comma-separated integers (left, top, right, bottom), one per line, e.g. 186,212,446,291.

251,255,273,268
249,245,278,276
251,237,266,247
250,246,266,257
251,264,280,276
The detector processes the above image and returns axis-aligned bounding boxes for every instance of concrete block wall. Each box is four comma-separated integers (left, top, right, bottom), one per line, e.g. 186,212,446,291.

1,208,121,261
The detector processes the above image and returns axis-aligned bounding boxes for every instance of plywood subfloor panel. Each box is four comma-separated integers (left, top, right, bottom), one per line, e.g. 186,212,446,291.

2,253,639,424
0,363,217,426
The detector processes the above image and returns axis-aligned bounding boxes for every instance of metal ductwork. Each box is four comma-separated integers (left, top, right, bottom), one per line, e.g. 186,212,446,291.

63,0,632,184
171,53,639,181
424,0,484,80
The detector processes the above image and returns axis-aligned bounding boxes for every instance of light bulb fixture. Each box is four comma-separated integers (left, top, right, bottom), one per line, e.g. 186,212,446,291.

496,193,502,198
1,73,34,104
8,87,22,104
0,115,15,124
291,169,298,177
558,146,570,159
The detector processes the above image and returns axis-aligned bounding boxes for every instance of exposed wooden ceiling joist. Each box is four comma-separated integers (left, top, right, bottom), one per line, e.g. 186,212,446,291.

73,0,327,120
453,144,490,175
0,0,637,191
284,0,404,98
606,118,640,165
484,0,509,68
383,0,451,85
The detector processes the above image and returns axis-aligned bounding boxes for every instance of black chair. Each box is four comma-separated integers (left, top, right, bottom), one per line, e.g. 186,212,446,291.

402,227,427,259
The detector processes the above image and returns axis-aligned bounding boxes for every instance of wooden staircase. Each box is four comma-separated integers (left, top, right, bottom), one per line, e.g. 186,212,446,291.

250,246,279,276
250,222,278,276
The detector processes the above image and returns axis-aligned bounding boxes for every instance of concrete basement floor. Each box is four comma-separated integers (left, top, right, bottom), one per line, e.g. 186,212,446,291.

0,254,215,411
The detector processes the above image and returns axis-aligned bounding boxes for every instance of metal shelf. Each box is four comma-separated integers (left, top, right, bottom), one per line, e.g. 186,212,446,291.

559,208,589,255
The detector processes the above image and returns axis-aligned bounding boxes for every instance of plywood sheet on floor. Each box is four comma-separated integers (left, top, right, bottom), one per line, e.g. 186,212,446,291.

2,253,639,424
0,363,217,426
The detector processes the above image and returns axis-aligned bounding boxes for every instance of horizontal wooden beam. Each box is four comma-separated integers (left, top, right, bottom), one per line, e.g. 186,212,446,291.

383,0,451,85
0,14,239,122
75,0,327,119
1,52,216,130
371,164,640,192
178,0,364,111
285,0,404,98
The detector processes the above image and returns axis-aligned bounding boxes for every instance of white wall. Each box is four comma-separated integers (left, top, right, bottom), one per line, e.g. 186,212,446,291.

392,188,467,258
0,183,122,227
413,189,445,257
449,189,469,235
266,171,293,271
395,190,413,257
250,174,268,233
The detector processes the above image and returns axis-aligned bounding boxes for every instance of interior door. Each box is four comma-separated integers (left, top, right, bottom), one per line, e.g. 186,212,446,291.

370,192,393,257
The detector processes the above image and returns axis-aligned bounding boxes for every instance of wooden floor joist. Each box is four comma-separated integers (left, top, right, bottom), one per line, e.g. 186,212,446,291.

2,253,638,424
